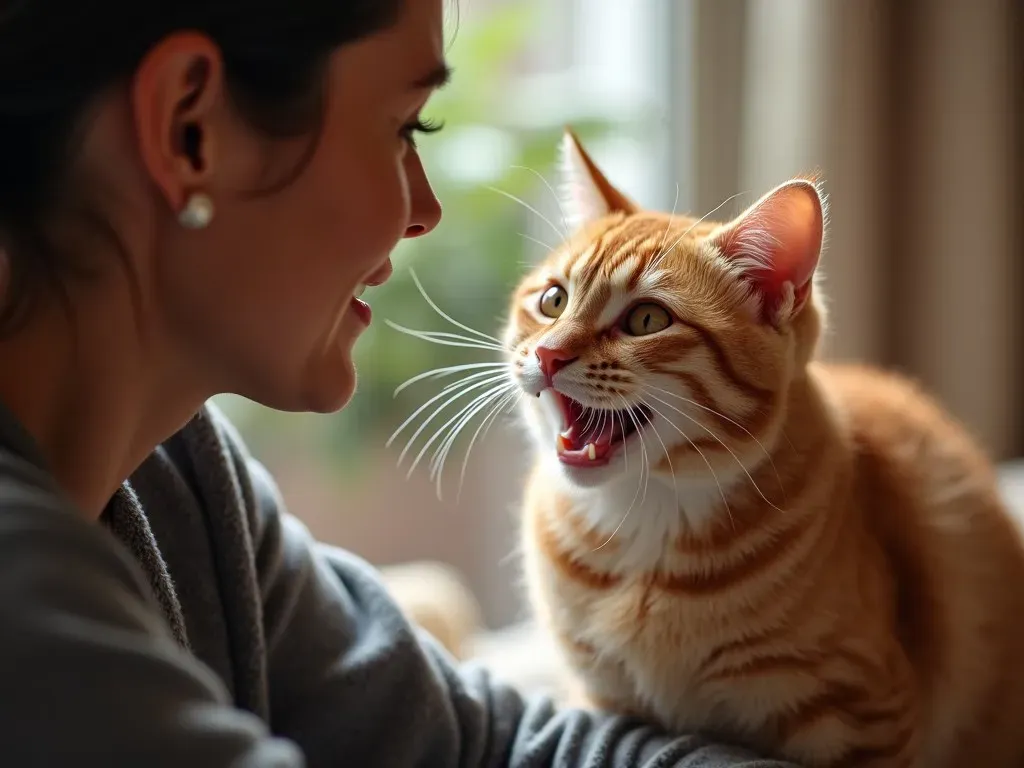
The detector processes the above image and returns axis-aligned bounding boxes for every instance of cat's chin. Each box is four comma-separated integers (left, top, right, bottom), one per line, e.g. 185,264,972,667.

557,460,627,489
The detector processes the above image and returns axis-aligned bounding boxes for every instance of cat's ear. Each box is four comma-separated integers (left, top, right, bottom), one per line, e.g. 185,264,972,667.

709,178,826,326
557,128,636,232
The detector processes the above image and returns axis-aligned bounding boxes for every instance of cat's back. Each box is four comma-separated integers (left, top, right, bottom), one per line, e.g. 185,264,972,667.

818,361,1019,538
818,362,1024,766
820,362,1005,495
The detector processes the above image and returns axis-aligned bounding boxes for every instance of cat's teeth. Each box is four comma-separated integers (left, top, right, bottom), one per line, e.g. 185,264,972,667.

586,443,597,461
556,435,570,454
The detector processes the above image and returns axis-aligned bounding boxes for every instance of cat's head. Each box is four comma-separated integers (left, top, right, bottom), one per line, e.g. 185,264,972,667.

504,130,828,493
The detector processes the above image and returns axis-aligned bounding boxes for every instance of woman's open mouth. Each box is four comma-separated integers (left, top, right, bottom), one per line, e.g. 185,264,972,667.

551,391,653,468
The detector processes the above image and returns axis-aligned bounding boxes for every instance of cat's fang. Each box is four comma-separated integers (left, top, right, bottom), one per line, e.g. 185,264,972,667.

556,434,571,453
586,443,597,460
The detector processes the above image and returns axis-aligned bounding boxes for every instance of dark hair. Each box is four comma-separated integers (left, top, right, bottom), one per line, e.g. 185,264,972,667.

0,0,405,332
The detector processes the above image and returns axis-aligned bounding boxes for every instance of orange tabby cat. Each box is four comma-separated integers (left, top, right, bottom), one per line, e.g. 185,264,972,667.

505,129,1024,768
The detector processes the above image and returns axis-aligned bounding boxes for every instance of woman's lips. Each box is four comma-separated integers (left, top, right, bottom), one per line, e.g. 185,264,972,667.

348,258,393,327
350,296,372,325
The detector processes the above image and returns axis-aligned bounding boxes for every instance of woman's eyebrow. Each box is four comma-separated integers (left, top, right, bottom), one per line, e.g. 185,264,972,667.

410,62,453,91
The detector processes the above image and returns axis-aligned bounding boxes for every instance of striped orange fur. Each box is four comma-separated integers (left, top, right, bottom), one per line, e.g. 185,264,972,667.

505,130,1024,767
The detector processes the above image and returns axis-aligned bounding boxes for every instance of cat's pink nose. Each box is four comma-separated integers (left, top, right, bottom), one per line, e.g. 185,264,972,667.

535,346,578,385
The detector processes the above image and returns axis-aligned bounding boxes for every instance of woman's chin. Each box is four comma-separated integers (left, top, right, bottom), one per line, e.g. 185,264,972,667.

300,355,357,414
290,317,365,413
245,351,356,415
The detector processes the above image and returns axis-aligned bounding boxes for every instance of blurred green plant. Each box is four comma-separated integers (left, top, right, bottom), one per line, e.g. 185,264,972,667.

216,1,622,476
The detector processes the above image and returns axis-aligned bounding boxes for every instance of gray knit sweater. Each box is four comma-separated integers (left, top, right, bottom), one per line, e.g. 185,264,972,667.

0,399,793,767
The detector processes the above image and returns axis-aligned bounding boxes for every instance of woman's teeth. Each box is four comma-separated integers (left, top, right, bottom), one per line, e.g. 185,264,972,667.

354,284,368,299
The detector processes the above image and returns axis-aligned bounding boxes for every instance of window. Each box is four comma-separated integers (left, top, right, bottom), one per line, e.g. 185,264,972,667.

218,0,693,629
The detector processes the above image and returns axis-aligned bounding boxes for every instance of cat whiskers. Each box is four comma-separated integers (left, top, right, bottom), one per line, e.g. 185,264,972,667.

619,397,652,507
388,371,517,498
518,232,557,254
385,321,507,353
654,182,681,258
421,379,517,490
642,383,786,502
441,386,523,503
630,409,653,511
385,271,519,500
640,388,785,514
393,361,509,397
486,184,566,243
636,396,735,531
591,397,651,552
651,191,749,271
405,268,506,347
634,399,679,503
510,163,570,257
510,164,572,237
616,408,628,474
388,370,508,463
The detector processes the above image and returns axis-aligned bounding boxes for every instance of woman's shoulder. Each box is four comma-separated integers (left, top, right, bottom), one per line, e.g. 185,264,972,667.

0,405,182,643
0,443,67,518
0,401,72,520
0,410,101,557
0,407,305,766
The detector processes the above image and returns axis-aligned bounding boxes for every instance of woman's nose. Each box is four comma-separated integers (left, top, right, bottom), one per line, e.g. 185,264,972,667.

404,152,442,239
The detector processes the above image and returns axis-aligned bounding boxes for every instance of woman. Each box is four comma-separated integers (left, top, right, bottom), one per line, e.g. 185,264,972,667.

0,0,791,765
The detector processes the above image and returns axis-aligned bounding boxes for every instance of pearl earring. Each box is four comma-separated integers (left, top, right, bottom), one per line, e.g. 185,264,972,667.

178,192,215,229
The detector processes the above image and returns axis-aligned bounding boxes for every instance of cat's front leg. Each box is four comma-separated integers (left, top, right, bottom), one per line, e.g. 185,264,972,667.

775,696,919,768
551,631,653,720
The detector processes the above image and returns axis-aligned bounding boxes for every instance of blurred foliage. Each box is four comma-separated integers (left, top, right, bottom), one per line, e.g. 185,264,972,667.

216,1,625,475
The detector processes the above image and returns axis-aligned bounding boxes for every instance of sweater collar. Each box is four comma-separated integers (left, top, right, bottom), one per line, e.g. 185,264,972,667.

0,398,51,473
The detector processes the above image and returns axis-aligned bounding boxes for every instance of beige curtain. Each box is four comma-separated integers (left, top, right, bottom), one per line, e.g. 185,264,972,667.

690,0,1022,458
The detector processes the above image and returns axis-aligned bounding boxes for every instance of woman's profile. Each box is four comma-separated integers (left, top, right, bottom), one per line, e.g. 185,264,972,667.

0,0,792,765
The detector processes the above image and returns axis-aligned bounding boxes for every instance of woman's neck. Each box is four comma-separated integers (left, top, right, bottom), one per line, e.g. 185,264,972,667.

0,287,210,520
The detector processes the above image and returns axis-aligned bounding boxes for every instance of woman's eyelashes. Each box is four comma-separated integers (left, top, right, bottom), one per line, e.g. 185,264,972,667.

400,116,444,148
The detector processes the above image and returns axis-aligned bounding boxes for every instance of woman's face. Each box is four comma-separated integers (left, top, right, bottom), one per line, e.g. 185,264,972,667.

114,0,447,414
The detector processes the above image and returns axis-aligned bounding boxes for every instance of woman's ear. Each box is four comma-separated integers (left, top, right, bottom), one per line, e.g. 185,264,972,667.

130,32,224,216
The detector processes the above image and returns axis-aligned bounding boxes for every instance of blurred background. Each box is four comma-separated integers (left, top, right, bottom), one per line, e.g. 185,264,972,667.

217,0,1022,631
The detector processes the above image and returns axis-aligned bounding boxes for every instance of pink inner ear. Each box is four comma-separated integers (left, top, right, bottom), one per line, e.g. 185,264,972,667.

712,180,824,310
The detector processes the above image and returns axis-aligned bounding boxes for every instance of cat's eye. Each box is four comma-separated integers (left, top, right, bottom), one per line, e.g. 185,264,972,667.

625,303,672,336
539,285,568,318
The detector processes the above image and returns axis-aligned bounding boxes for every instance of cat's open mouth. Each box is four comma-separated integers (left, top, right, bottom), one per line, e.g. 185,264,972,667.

552,392,653,468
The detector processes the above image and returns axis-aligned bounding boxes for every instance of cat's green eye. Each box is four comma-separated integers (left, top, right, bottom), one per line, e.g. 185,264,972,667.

539,285,568,318
625,303,672,336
